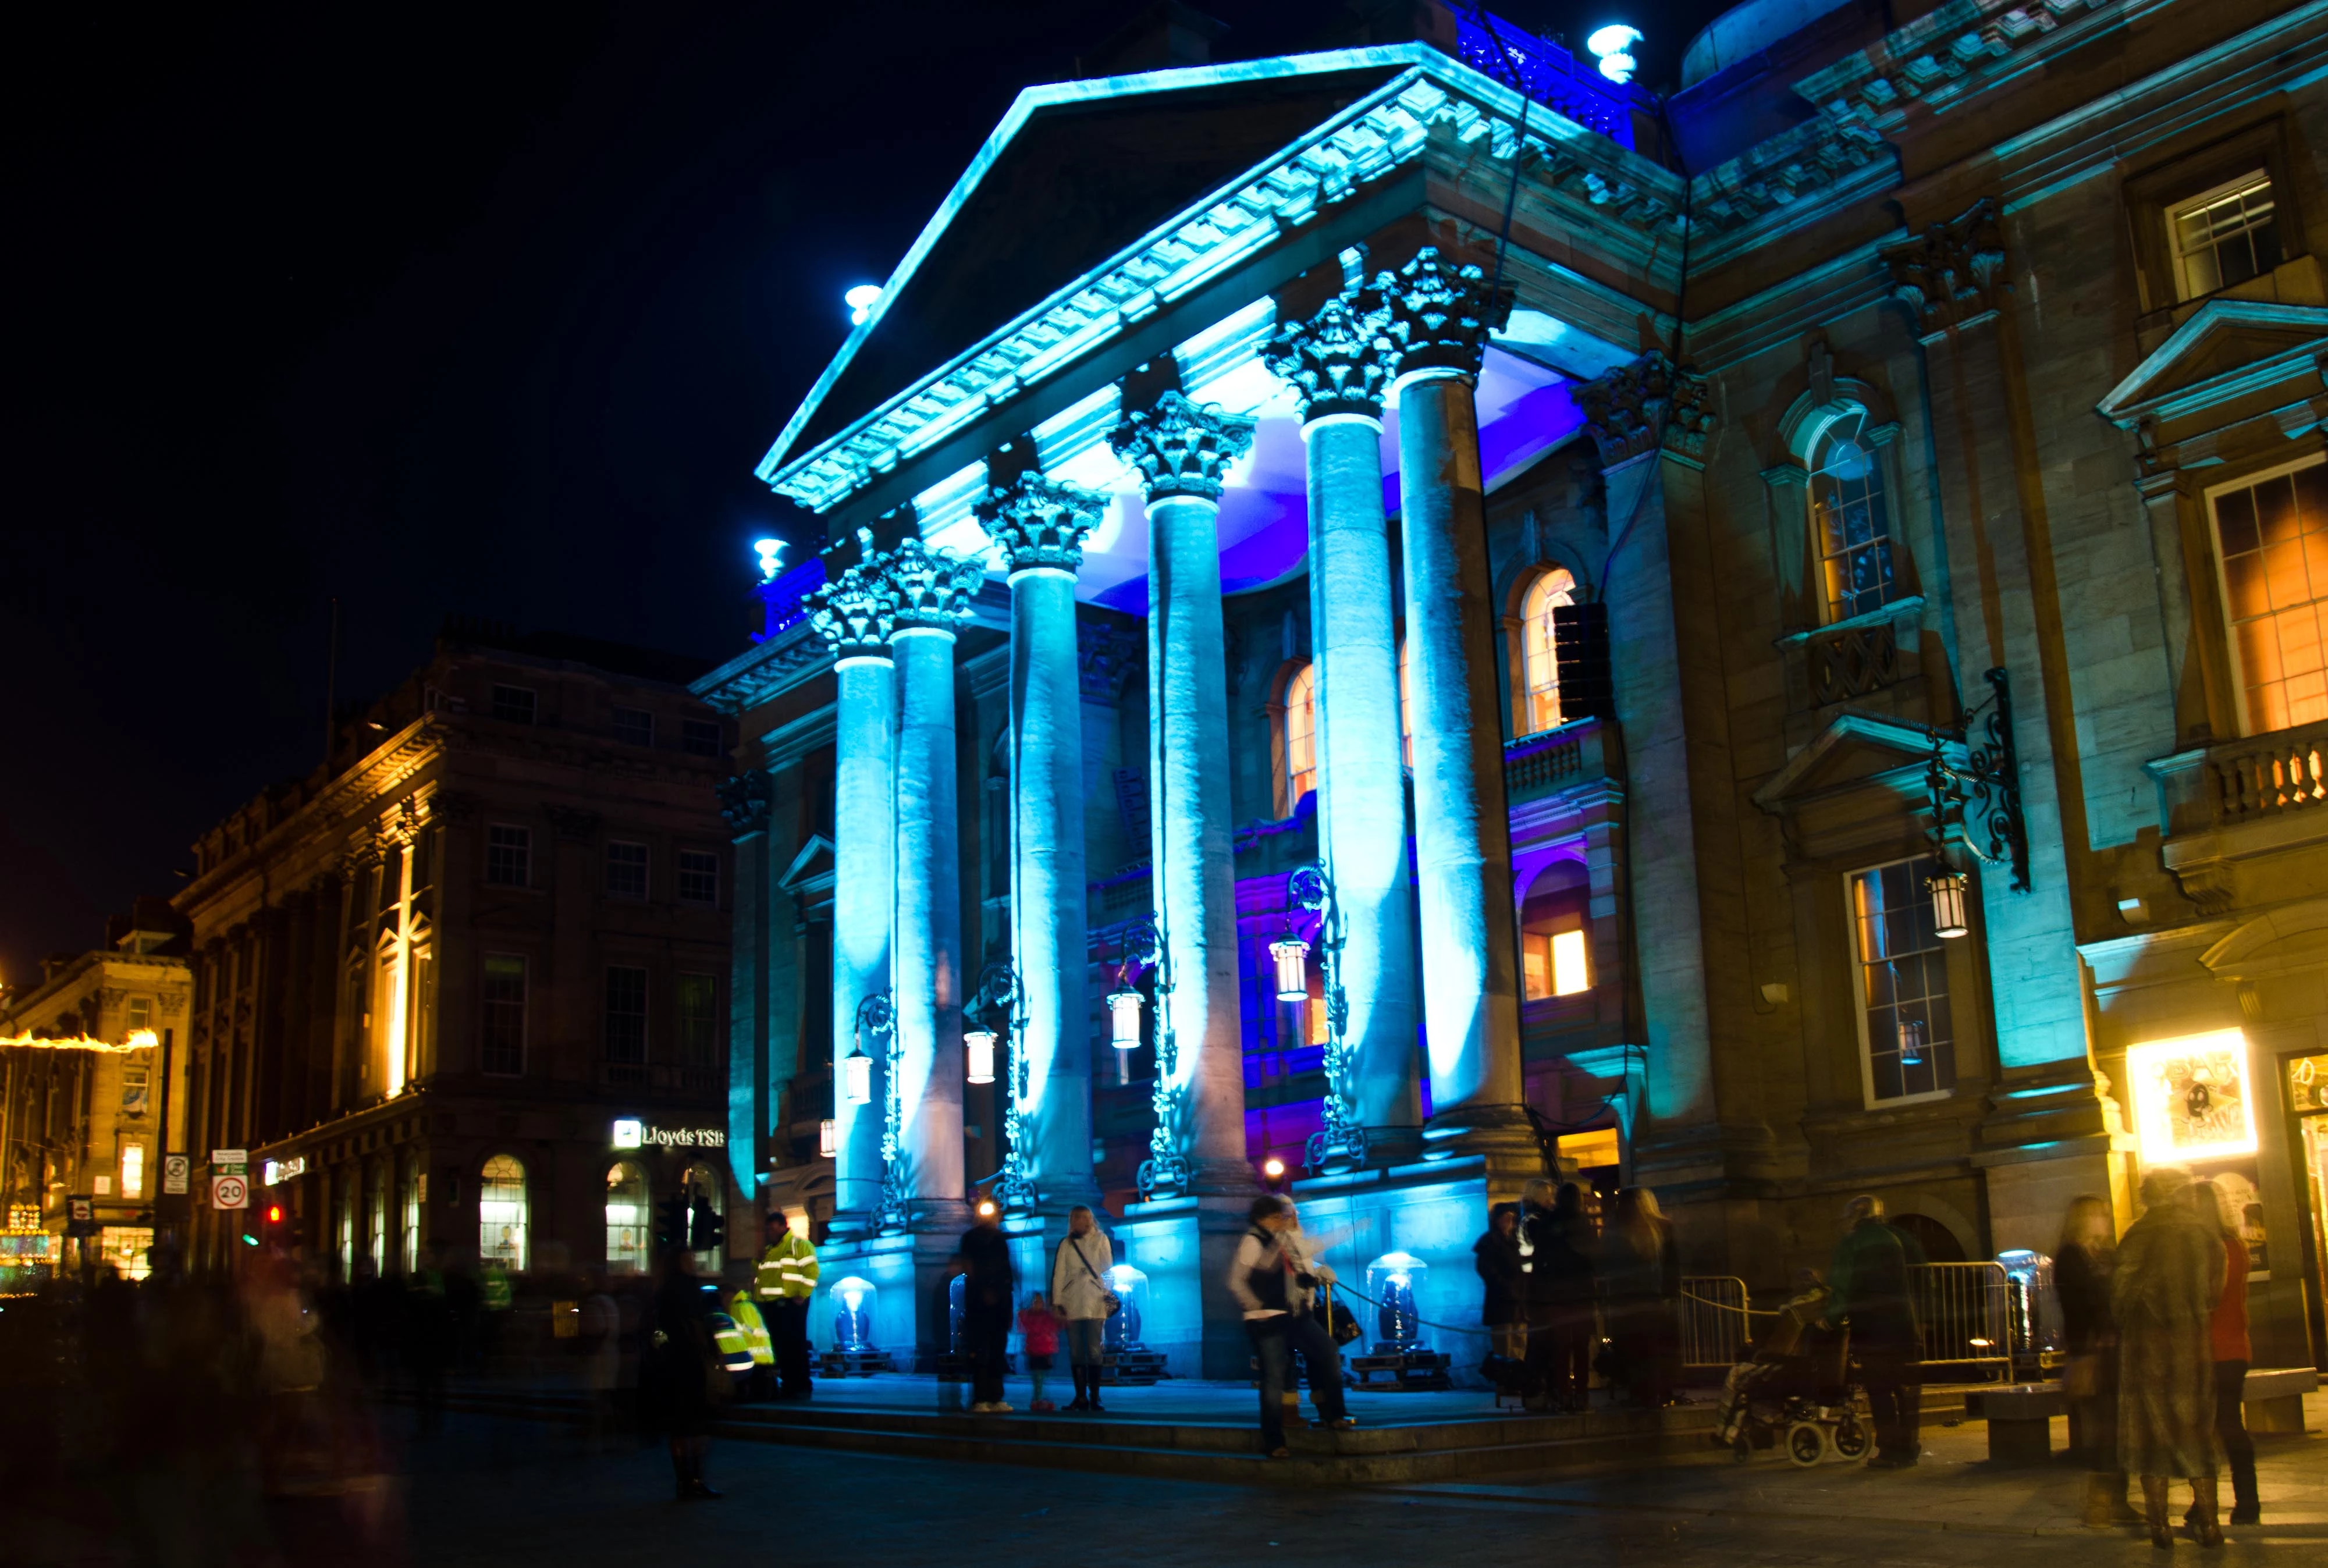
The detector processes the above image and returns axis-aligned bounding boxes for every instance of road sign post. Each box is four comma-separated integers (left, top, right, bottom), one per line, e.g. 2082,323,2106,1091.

211,1174,248,1211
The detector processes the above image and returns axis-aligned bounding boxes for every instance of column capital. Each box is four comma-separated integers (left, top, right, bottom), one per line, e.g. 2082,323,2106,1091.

1377,247,1511,382
976,472,1103,575
1882,197,2009,340
807,534,896,662
1263,291,1396,422
714,771,772,837
879,535,984,635
1576,350,1716,468
1107,390,1254,502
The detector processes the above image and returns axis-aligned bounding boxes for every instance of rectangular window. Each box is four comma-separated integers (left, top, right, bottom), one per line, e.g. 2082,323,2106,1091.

1521,929,1591,1000
677,972,719,1066
605,840,649,899
605,966,649,1064
2211,458,2328,735
120,1066,150,1115
613,706,654,747
480,955,527,1076
2171,171,2280,301
680,718,721,758
120,1143,145,1200
677,849,719,905
1848,857,1958,1105
485,825,531,887
492,684,538,725
126,997,151,1032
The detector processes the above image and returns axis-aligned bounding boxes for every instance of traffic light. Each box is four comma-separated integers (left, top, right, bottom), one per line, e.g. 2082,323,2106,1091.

655,1189,692,1255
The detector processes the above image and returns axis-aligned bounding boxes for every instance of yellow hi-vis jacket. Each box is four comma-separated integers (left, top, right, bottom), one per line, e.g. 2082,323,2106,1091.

727,1290,775,1366
756,1230,820,1302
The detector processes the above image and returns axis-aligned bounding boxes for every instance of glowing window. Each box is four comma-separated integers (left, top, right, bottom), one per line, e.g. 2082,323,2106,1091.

1848,857,1958,1105
1812,410,1899,623
2211,460,2328,735
1283,663,1317,807
1518,569,1575,736
479,1154,529,1272
401,1157,422,1271
1519,863,1590,1001
126,997,151,1032
606,1161,651,1274
2171,172,2280,302
1397,635,1413,769
119,1143,144,1200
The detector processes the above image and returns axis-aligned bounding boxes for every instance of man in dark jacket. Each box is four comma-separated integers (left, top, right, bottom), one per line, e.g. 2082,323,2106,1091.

1520,1180,1595,1412
1826,1194,1921,1467
956,1199,1016,1413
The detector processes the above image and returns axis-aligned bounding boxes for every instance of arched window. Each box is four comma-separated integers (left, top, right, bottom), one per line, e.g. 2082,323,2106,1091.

479,1154,529,1272
1397,636,1413,769
400,1155,422,1272
1516,568,1576,737
366,1160,389,1272
1811,408,1899,623
1282,662,1318,808
605,1161,651,1274
1519,860,1592,1000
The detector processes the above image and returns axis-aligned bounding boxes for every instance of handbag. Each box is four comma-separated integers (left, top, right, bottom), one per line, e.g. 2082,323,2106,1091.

1318,1282,1363,1346
1066,1234,1122,1318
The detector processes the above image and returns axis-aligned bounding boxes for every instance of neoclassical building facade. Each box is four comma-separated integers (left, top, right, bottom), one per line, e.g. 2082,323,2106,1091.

700,0,2328,1373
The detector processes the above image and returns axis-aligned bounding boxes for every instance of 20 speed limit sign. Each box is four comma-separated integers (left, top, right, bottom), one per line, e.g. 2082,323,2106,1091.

211,1174,250,1210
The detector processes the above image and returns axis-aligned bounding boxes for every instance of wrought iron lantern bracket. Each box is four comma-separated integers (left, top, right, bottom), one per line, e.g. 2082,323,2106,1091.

1923,666,2030,894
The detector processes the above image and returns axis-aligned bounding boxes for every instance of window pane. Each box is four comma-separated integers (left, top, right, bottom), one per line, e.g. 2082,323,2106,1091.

485,826,530,887
681,719,721,758
1516,568,1574,735
2171,172,2274,303
1811,411,1900,623
606,967,648,1065
677,972,719,1067
1284,664,1317,805
677,850,719,905
479,1155,528,1272
2212,461,2328,735
606,841,648,899
1850,856,1959,1105
613,707,653,747
492,685,537,725
481,955,525,1075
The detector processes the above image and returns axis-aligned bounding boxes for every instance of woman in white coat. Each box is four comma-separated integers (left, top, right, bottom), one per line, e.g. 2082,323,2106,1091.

1050,1205,1117,1411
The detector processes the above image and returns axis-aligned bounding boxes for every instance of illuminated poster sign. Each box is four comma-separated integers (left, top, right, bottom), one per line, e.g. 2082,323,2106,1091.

262,1155,308,1185
2126,1029,2258,1164
610,1118,725,1150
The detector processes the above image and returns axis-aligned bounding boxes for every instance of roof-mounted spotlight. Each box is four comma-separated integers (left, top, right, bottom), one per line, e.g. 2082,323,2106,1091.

754,538,786,582
844,284,882,326
1586,24,1643,86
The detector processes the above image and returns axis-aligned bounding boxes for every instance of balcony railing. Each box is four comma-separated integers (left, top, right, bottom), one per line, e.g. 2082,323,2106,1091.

1503,716,1618,805
2209,719,2328,826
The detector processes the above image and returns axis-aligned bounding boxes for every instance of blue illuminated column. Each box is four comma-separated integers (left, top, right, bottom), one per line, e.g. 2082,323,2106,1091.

880,536,984,1226
1108,392,1256,1195
977,472,1104,1210
806,547,897,1235
1379,248,1531,1158
1263,293,1422,1160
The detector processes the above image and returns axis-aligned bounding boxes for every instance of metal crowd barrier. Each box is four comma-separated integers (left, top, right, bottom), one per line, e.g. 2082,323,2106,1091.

1909,1261,2013,1382
1679,1274,1750,1369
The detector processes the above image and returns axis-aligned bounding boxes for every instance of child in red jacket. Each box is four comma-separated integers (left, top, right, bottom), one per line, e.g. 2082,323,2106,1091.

1016,1293,1062,1412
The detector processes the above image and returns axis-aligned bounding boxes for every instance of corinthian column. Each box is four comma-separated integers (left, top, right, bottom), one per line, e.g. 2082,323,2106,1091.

1108,391,1254,1196
1378,247,1531,1159
976,471,1104,1211
1263,292,1421,1164
806,541,895,1236
879,534,983,1229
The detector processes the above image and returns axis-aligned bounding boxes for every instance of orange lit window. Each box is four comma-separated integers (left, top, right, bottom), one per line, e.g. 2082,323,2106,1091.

1284,663,1317,806
1517,570,1574,737
2213,459,2328,734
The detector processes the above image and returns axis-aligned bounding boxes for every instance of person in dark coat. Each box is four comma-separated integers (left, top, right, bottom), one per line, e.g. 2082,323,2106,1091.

2114,1166,2225,1546
1520,1179,1595,1412
955,1199,1016,1413
1603,1187,1681,1407
1474,1203,1526,1362
2189,1178,2258,1529
645,1249,726,1499
1825,1194,1921,1467
2055,1193,2137,1527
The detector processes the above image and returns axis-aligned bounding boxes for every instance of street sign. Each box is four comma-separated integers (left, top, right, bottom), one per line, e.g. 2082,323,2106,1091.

211,1174,248,1210
162,1155,190,1194
67,1197,93,1222
211,1149,247,1168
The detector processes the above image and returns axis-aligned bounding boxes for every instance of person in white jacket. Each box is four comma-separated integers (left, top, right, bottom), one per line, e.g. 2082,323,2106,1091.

1226,1196,1353,1456
1049,1205,1117,1411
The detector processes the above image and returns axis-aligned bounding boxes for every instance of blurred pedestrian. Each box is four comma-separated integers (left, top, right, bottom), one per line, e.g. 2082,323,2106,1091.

578,1270,623,1451
1604,1186,1680,1408
1826,1194,1921,1467
2189,1177,2258,1529
1226,1194,1349,1458
1473,1201,1525,1363
1520,1180,1594,1412
2113,1166,2224,1548
2056,1194,2137,1527
956,1199,1015,1413
1016,1290,1061,1411
403,1246,455,1439
1050,1203,1115,1411
645,1247,727,1499
1281,1200,1355,1430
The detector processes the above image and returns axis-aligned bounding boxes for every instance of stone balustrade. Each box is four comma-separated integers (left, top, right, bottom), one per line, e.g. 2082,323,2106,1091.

2209,719,2328,826
1503,716,1619,805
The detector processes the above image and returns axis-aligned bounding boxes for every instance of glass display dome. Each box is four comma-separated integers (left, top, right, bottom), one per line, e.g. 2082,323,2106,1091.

1101,1263,1149,1350
1364,1250,1428,1350
830,1276,878,1353
1996,1248,2060,1360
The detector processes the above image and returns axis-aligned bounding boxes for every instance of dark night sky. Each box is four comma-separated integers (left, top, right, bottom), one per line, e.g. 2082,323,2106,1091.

2,0,1724,990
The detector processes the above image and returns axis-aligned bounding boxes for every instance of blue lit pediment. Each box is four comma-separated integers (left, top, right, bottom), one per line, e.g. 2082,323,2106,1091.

2095,301,2328,431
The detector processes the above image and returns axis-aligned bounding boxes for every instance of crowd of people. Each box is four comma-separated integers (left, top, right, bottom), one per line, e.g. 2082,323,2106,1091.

1472,1178,1683,1414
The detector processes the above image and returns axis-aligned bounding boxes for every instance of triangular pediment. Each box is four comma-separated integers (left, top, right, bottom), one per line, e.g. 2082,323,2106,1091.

777,834,836,894
2096,301,2328,429
1752,710,1937,813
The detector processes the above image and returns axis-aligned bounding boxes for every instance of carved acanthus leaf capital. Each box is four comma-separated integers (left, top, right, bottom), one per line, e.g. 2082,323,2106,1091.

715,771,773,837
807,528,898,660
1376,247,1512,381
1108,390,1256,502
1263,291,1396,421
976,473,1103,575
1883,198,2009,337
878,535,984,633
1576,351,1715,468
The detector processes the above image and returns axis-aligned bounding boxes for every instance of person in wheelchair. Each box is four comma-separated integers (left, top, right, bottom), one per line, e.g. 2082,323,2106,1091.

1714,1269,1834,1445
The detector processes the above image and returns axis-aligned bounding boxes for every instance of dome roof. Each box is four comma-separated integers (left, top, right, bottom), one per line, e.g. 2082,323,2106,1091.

1680,0,1859,87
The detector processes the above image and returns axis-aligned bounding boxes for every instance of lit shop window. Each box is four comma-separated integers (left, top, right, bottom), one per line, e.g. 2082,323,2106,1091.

606,1162,651,1274
479,1155,529,1272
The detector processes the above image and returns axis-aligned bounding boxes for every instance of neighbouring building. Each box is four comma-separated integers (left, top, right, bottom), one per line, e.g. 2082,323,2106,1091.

699,0,2328,1375
173,618,741,1282
0,898,193,1282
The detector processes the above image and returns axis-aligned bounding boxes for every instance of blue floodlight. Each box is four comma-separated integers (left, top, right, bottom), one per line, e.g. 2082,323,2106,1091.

1586,24,1642,85
753,538,787,581
844,284,883,325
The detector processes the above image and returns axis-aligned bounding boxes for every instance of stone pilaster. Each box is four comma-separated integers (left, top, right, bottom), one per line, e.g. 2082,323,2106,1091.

1264,293,1421,1163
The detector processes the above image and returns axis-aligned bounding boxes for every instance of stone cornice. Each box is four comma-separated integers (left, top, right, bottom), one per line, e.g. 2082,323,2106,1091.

1108,392,1256,502
1379,247,1512,381
1263,290,1396,421
976,472,1102,575
690,618,827,714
